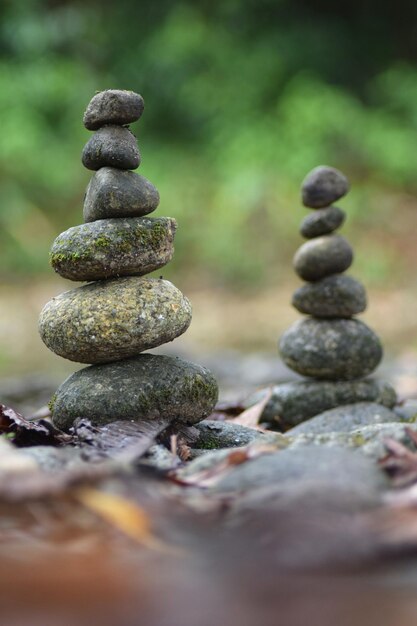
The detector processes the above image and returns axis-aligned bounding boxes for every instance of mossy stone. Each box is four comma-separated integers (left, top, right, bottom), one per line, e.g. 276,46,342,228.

83,89,144,130
50,217,176,281
292,274,367,318
83,167,160,222
82,126,140,171
39,277,192,364
293,235,353,282
279,318,383,380
300,206,346,238
301,166,349,208
51,354,218,431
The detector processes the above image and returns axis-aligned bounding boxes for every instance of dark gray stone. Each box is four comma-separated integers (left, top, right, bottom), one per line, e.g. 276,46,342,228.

50,217,176,281
82,126,140,171
292,274,367,318
51,354,218,431
247,378,397,428
288,402,400,435
83,89,144,130
301,165,349,208
194,420,286,450
279,318,383,380
39,277,192,364
83,167,160,222
300,206,346,238
293,235,353,281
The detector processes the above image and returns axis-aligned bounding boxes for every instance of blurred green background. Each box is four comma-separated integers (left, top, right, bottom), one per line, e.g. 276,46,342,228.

2,0,417,376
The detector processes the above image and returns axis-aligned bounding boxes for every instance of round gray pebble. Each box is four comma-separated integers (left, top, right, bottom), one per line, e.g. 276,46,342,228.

300,206,346,238
83,89,144,130
51,354,218,430
39,277,192,364
301,165,349,208
83,167,160,222
50,217,176,281
279,318,383,380
293,235,353,281
292,274,367,317
82,126,140,171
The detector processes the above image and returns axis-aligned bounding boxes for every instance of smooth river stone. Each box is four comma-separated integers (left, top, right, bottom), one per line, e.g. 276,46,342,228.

83,167,160,222
300,206,346,238
293,235,353,281
301,166,349,208
51,354,218,430
82,126,140,171
50,217,176,281
279,318,383,380
246,378,397,428
39,277,192,364
292,274,366,317
83,89,144,130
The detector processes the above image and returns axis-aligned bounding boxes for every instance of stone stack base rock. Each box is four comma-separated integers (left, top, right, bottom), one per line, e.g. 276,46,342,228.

257,166,397,430
39,90,218,430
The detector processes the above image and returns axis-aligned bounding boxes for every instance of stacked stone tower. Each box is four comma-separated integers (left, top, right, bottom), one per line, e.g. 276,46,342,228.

39,90,218,431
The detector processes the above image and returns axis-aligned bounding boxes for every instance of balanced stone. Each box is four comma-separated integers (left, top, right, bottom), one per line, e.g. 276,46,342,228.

300,206,346,238
83,89,145,130
292,274,366,318
51,354,218,430
83,167,160,222
82,126,140,171
293,235,353,281
246,378,397,428
50,217,176,281
39,277,192,364
279,318,383,380
301,165,349,208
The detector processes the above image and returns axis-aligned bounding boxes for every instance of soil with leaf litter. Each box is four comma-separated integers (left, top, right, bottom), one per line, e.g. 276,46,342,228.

4,354,417,625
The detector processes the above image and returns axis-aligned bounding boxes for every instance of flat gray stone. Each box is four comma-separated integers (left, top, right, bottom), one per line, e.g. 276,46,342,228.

51,354,218,430
301,165,349,208
293,235,353,281
39,277,192,364
83,89,144,130
83,167,160,222
279,318,383,380
194,420,286,450
82,126,140,171
300,205,346,238
247,378,397,428
50,217,176,281
288,402,400,435
292,274,367,317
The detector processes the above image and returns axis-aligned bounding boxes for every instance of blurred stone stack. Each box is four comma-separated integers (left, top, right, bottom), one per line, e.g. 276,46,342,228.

39,89,218,431
259,166,397,429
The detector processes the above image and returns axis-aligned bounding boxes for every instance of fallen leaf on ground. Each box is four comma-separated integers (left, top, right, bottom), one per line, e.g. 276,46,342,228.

379,428,417,487
0,404,69,447
230,388,273,429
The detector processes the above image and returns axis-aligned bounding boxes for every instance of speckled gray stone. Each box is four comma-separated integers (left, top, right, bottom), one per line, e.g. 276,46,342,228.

293,235,353,282
83,167,160,222
83,89,144,130
246,378,397,428
279,318,383,380
287,402,400,436
292,274,367,318
50,217,176,281
82,126,140,171
51,354,218,430
39,277,192,364
194,420,285,450
300,206,346,238
301,166,349,208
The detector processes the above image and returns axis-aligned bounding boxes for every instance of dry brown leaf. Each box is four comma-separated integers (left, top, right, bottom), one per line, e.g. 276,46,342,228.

230,388,273,429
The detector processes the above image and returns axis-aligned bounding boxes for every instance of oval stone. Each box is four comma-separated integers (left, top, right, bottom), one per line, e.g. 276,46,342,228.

50,217,176,281
301,166,349,208
51,354,218,430
39,277,192,364
279,318,383,380
293,235,353,281
300,206,346,239
292,274,367,318
83,89,144,130
82,126,140,171
83,167,160,222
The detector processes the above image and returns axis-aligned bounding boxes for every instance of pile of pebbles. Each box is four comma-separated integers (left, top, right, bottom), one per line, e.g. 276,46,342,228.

39,89,218,431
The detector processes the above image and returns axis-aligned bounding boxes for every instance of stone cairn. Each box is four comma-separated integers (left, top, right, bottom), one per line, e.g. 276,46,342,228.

39,89,218,431
259,166,397,429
